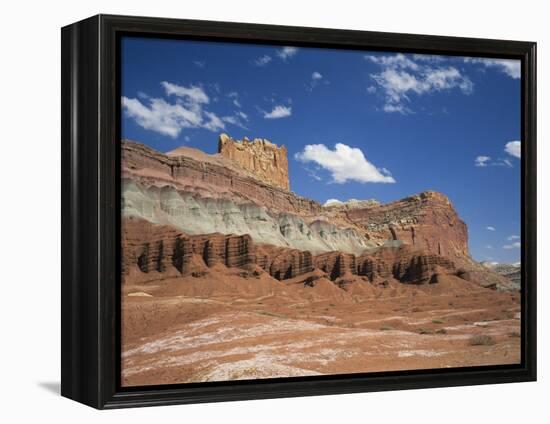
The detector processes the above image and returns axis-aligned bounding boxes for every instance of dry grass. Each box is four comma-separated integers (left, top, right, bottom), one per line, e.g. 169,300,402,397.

469,335,495,346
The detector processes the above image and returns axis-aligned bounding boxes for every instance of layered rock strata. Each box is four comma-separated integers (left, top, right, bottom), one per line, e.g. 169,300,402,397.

344,191,469,266
122,140,471,263
218,133,290,191
123,217,462,286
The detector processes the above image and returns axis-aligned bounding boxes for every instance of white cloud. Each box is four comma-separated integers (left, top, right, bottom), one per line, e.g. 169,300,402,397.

263,105,292,119
122,97,200,138
464,57,521,79
366,53,473,113
161,81,209,104
323,199,344,206
295,143,395,184
366,53,419,70
307,170,322,181
277,46,298,60
503,242,521,249
475,154,515,168
227,92,242,108
412,54,445,63
383,104,408,114
486,226,496,231
312,71,323,80
508,235,520,241
475,156,491,167
221,113,248,130
193,60,205,68
485,245,493,249
308,71,328,91
254,55,272,66
505,140,521,159
122,81,241,138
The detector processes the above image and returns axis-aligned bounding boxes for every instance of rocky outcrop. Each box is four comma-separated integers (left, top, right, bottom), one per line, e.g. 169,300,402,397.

323,198,380,210
314,252,357,280
123,140,319,216
313,245,457,284
122,218,256,277
122,179,375,255
123,218,466,287
122,140,470,261
344,191,469,267
362,246,456,284
256,245,314,280
122,139,503,284
218,133,289,191
480,262,521,290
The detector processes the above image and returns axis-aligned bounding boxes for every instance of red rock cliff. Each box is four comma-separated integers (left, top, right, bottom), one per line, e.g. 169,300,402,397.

344,191,469,267
218,133,290,191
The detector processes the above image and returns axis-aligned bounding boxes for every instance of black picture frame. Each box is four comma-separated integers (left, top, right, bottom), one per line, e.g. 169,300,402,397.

61,14,537,409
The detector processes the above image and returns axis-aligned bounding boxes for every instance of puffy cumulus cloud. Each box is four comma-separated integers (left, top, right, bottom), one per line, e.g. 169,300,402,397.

464,57,521,79
486,226,496,231
277,46,298,60
475,156,491,167
263,105,292,119
505,140,521,159
122,82,247,138
323,199,344,207
365,53,473,114
295,143,395,184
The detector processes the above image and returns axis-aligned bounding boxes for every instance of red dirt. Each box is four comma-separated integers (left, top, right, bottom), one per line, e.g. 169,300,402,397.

121,264,520,386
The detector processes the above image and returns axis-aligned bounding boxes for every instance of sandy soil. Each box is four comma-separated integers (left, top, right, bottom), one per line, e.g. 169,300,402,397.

121,265,521,386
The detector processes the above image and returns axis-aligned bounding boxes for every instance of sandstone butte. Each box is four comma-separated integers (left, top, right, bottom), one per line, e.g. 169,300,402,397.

218,133,290,191
121,136,516,291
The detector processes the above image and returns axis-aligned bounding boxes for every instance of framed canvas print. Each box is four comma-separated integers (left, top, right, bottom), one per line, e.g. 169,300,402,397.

61,14,536,409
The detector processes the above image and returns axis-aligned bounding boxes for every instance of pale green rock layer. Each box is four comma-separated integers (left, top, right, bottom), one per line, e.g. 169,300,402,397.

122,179,378,255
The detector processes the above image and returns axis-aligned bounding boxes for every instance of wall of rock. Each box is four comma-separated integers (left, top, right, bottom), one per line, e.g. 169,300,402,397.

345,191,469,267
123,218,463,286
218,133,290,191
122,140,316,216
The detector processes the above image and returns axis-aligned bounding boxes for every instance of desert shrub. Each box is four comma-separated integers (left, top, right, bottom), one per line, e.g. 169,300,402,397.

379,325,394,331
432,319,444,324
418,328,433,335
469,335,495,346
508,331,521,338
435,328,448,334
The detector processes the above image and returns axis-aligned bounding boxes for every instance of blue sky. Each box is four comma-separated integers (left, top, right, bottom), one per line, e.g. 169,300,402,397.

121,36,521,264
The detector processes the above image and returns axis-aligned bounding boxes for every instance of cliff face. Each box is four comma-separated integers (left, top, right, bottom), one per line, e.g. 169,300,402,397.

122,217,462,286
122,140,375,255
122,139,470,269
123,140,319,216
218,133,290,191
344,191,469,267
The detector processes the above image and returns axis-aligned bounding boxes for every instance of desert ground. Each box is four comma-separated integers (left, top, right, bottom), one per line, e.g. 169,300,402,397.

121,263,520,386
